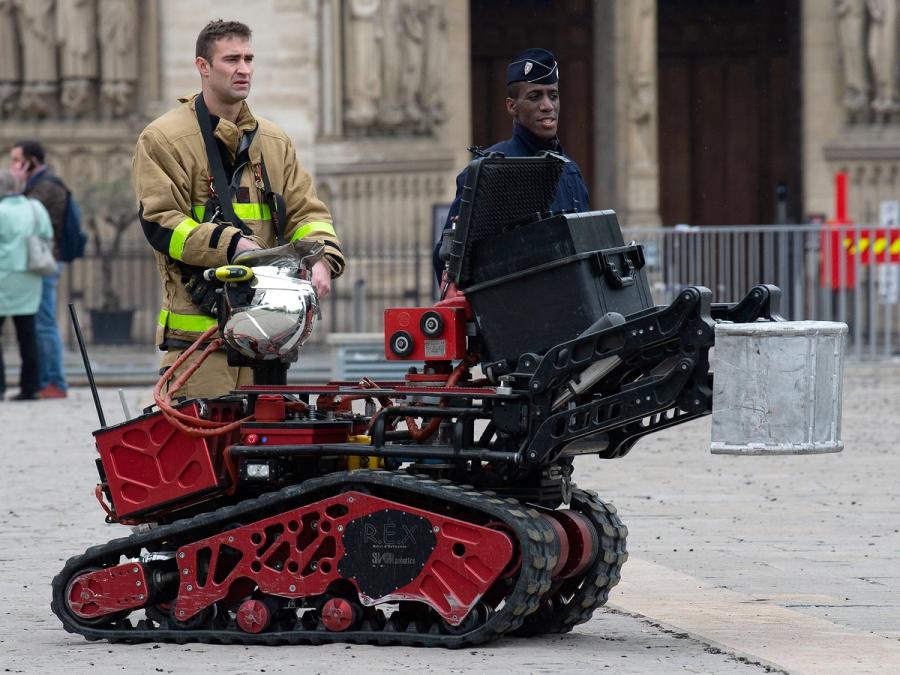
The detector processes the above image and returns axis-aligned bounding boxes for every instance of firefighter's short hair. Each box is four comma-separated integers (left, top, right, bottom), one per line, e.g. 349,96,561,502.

196,20,252,62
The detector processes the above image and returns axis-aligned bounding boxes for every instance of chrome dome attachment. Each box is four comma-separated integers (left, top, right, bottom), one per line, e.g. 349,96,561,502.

222,240,325,362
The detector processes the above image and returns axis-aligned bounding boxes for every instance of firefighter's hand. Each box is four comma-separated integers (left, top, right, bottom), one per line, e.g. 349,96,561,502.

233,236,262,259
185,274,219,317
311,259,331,298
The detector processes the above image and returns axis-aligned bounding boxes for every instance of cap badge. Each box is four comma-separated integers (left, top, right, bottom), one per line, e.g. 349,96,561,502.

524,61,533,75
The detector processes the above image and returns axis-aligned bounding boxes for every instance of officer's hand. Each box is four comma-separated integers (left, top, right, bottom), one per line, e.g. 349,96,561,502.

311,259,331,298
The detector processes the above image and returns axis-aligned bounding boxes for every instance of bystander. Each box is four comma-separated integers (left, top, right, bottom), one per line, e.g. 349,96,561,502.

0,169,53,401
9,140,70,399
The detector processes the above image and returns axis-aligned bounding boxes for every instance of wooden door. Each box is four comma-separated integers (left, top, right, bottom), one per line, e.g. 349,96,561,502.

470,0,594,192
658,0,801,225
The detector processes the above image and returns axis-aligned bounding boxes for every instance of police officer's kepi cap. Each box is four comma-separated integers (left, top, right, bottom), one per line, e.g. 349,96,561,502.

506,48,559,85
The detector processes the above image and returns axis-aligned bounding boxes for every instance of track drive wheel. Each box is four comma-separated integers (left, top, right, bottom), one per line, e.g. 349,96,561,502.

514,489,628,636
63,567,129,628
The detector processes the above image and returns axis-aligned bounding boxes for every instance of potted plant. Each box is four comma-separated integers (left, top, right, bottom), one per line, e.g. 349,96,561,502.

80,177,137,344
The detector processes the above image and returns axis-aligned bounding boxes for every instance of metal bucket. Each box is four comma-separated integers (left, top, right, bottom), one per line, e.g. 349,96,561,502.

710,321,847,455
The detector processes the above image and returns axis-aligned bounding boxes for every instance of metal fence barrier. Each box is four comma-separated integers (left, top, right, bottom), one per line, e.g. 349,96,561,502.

622,224,900,360
6,223,897,362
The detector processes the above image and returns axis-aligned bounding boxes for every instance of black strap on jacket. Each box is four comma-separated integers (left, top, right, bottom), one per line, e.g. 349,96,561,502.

258,158,287,245
195,93,243,229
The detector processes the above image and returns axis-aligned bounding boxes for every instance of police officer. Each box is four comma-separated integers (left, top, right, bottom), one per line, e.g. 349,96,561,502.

433,47,590,280
133,20,344,399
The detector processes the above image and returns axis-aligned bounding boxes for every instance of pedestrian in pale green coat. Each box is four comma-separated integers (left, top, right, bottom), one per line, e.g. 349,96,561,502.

0,169,52,400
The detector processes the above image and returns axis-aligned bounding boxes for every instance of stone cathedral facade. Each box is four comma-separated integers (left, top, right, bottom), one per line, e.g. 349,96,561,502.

1,0,898,339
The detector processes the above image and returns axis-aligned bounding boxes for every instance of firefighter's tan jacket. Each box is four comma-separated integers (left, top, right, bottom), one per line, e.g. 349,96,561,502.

133,93,344,346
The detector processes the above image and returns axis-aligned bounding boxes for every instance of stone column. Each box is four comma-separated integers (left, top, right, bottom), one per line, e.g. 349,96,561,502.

320,0,344,138
601,0,660,227
593,0,617,209
624,0,661,227
805,1,848,217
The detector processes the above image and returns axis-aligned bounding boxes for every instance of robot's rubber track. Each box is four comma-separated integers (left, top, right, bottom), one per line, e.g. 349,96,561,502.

52,470,559,648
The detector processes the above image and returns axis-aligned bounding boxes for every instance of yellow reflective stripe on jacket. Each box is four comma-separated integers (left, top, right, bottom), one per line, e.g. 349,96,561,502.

290,221,337,241
158,309,218,332
170,217,201,260
192,203,272,222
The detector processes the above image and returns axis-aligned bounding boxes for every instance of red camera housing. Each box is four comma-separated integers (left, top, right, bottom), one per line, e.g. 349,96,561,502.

383,306,467,361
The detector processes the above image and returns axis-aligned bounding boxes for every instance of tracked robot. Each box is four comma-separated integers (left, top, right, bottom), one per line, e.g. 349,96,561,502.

53,154,788,647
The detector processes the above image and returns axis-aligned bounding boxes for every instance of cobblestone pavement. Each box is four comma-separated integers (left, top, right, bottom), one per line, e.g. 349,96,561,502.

1,363,898,673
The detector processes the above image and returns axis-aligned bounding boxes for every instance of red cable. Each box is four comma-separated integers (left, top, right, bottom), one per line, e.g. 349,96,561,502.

404,356,475,442
152,325,253,436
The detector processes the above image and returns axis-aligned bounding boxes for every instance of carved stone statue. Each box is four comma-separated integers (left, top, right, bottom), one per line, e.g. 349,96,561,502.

628,0,656,167
378,0,404,127
58,0,98,117
420,0,447,131
0,0,19,116
867,0,899,113
835,0,900,116
99,0,139,118
342,0,447,135
397,0,426,127
343,0,383,129
14,0,58,118
835,0,868,112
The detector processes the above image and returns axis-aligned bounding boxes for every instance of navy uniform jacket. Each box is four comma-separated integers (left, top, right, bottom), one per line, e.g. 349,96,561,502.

433,121,590,280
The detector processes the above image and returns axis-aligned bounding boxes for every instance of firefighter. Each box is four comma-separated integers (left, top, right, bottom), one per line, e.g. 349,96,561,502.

133,19,344,399
433,47,590,280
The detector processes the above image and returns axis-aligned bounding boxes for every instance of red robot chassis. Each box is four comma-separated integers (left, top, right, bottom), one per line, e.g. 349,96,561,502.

52,155,785,647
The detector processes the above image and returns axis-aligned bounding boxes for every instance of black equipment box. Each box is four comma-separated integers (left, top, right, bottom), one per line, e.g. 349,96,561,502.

464,212,653,374
447,155,654,374
466,210,626,286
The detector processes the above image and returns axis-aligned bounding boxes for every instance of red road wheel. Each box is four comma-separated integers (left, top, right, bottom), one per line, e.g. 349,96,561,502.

236,598,272,634
321,597,359,632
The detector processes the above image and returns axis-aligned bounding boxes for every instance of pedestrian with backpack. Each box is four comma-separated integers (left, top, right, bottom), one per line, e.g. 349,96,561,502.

0,169,53,400
9,140,86,399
